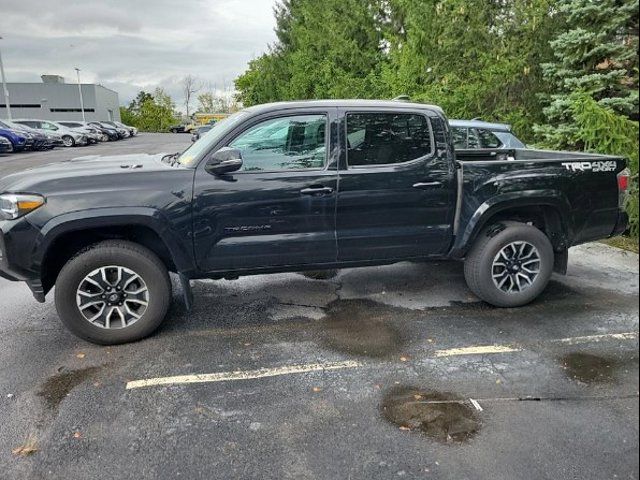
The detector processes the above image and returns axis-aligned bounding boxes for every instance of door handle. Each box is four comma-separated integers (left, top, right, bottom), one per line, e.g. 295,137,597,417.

300,186,334,196
412,181,442,189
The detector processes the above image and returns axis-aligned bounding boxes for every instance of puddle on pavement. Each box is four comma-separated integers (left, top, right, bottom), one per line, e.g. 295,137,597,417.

320,299,409,357
380,386,481,443
559,352,637,385
38,366,102,410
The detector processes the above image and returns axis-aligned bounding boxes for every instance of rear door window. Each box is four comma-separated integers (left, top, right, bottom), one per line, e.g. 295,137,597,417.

451,127,468,149
346,112,432,166
476,129,502,148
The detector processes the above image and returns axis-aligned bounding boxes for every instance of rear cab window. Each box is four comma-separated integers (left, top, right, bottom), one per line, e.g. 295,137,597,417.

345,112,433,167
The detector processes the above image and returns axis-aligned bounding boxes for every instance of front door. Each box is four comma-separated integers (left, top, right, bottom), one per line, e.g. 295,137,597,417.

336,109,457,261
193,109,339,273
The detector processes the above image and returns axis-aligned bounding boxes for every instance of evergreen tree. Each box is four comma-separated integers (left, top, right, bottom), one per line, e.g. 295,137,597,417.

235,0,386,105
536,0,639,148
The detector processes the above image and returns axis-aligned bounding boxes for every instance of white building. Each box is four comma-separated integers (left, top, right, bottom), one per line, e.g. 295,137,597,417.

1,75,120,122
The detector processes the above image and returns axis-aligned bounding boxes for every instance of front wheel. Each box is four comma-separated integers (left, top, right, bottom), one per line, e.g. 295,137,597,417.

55,241,172,344
61,135,75,147
464,222,554,307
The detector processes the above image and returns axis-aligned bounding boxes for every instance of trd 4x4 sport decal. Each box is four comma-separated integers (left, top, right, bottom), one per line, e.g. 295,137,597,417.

561,161,617,172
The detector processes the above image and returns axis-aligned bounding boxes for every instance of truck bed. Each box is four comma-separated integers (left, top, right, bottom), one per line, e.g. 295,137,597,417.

453,148,626,253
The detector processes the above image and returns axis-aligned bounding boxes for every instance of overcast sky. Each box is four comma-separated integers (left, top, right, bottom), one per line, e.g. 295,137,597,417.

0,0,277,110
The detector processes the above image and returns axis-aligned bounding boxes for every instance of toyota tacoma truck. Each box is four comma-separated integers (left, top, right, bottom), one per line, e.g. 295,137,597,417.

0,100,630,344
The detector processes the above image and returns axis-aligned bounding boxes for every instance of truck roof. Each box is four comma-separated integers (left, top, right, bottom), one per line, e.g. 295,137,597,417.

244,99,444,115
449,119,512,132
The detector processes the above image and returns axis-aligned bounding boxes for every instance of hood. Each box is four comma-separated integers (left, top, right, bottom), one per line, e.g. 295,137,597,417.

0,153,176,193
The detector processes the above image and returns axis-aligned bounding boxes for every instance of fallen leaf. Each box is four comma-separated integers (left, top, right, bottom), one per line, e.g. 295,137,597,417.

400,356,409,362
399,426,411,431
413,394,423,400
496,379,502,384
73,432,82,439
93,382,101,388
12,436,38,456
427,338,434,344
76,353,85,359
312,387,322,393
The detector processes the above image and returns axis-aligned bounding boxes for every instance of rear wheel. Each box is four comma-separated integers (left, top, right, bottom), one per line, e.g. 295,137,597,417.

464,221,554,307
55,241,172,344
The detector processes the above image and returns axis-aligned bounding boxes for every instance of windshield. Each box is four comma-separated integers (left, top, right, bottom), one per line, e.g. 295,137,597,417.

177,110,249,166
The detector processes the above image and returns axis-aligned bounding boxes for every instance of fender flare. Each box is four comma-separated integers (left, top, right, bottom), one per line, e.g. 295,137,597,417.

35,206,196,274
451,190,572,257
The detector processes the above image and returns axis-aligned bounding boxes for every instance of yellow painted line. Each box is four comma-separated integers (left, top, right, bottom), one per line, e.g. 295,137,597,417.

434,344,521,357
126,360,363,390
552,332,638,345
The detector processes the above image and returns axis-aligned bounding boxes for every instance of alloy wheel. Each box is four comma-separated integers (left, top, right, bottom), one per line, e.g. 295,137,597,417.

76,266,149,329
491,241,541,294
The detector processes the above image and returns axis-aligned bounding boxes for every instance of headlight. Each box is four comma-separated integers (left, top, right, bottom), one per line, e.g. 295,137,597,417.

0,194,45,220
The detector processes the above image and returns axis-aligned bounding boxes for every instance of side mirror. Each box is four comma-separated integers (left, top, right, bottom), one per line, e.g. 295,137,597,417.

205,147,243,175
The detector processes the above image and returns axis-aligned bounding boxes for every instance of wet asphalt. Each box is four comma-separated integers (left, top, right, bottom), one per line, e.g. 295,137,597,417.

0,134,638,480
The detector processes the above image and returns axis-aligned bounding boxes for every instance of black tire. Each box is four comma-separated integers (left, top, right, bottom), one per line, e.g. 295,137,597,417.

464,221,554,307
300,269,339,280
62,135,75,147
55,241,172,345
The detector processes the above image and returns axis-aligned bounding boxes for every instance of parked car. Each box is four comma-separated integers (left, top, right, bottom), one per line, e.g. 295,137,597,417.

170,122,197,133
88,122,120,141
104,121,137,137
2,120,53,150
90,121,127,139
191,125,212,142
0,136,11,154
450,119,526,150
0,100,629,344
58,121,106,143
13,119,88,147
0,124,29,152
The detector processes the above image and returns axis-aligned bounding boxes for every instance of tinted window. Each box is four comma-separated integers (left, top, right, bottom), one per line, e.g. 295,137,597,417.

467,128,481,149
451,127,467,149
17,121,38,128
477,129,502,148
229,115,326,172
346,113,432,166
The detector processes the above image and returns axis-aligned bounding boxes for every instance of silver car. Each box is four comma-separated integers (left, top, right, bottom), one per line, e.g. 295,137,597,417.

57,121,105,143
449,119,526,149
13,119,88,147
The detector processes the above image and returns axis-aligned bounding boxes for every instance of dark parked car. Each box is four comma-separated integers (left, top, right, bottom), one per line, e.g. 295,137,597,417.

0,100,629,344
450,119,526,150
191,125,212,142
88,122,120,141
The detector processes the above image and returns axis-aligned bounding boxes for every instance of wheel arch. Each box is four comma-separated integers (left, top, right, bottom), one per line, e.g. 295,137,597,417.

452,191,572,259
37,208,195,294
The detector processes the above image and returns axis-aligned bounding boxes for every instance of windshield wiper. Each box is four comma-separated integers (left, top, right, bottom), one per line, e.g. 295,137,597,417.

161,152,181,166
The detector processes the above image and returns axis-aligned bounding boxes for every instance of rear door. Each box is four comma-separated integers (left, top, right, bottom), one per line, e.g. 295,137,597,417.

193,108,340,272
336,108,456,261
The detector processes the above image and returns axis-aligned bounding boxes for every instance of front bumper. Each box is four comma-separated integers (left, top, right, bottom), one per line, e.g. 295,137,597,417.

0,220,46,302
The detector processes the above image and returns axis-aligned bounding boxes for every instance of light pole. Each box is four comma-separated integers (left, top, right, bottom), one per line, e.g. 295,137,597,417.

74,67,86,122
0,36,12,120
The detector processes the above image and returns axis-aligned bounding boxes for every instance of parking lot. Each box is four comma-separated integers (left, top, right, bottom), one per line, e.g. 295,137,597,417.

0,134,638,480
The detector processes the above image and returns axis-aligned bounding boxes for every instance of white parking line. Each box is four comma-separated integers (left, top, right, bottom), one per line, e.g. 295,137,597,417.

434,345,521,357
126,360,363,390
551,332,638,345
125,331,638,390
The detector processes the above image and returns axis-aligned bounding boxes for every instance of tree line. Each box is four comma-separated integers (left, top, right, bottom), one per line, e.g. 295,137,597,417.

235,0,638,237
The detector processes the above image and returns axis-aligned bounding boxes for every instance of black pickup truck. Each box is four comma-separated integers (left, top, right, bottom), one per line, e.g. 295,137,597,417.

0,100,630,344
